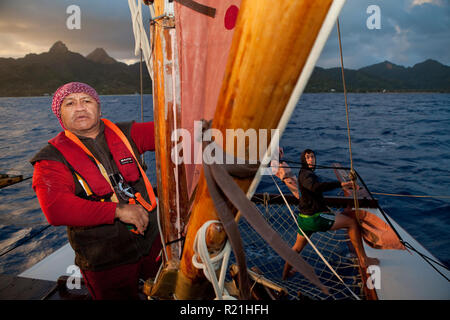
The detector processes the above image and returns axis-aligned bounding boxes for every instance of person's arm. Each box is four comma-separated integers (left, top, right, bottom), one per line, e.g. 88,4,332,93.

130,121,155,154
300,171,341,193
32,160,117,227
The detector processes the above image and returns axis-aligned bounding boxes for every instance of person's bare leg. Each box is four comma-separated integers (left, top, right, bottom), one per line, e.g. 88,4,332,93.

331,213,379,269
283,233,308,280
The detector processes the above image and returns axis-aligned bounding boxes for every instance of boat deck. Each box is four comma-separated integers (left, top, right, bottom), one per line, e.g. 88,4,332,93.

2,196,449,300
0,274,90,300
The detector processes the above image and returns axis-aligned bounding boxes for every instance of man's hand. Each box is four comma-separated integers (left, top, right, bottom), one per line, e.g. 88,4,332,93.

115,203,149,235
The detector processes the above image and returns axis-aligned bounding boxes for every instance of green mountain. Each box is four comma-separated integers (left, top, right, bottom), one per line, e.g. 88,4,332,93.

0,41,152,97
306,59,450,93
0,41,449,97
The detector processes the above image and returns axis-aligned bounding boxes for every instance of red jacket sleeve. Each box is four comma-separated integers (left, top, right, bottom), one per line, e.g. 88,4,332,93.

130,121,155,154
32,160,117,227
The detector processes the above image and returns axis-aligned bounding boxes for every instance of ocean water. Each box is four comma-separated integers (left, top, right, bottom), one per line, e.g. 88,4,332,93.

0,93,449,276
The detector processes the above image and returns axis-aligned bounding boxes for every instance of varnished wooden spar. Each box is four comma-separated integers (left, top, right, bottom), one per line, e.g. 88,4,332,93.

0,174,24,189
150,0,189,262
177,0,334,299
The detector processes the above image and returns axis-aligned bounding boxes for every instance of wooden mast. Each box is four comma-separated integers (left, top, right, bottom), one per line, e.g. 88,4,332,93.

150,0,189,263
176,0,334,299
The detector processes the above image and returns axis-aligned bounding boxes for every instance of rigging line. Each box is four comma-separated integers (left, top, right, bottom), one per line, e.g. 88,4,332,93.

275,164,450,200
270,174,361,300
0,225,52,257
371,192,450,200
336,18,361,226
354,170,450,280
403,243,450,279
281,158,352,170
279,161,450,200
169,27,183,259
139,47,145,164
337,18,353,172
140,48,144,123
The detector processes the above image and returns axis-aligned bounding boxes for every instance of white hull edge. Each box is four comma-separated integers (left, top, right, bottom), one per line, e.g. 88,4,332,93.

363,208,450,300
18,243,81,282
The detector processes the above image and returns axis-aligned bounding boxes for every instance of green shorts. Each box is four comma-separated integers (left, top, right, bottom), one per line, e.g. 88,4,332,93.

297,212,336,237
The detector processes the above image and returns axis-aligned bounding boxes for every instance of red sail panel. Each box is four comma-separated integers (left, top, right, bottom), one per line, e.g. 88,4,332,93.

175,1,241,196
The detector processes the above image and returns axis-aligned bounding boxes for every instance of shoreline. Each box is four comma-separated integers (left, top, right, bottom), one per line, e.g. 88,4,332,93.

1,91,449,99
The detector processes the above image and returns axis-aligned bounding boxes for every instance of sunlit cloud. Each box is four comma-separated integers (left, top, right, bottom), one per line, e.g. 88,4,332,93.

410,0,444,7
118,58,140,65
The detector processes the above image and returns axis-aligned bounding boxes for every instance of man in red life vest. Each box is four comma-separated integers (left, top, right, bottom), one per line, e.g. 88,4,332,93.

30,82,161,299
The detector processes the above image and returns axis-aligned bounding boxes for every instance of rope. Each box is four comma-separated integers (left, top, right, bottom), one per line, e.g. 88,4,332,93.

279,160,450,200
192,220,236,300
156,198,169,263
336,18,361,225
140,48,144,123
169,27,183,259
337,19,353,172
270,174,361,300
371,192,450,200
128,0,154,77
0,225,51,257
354,171,450,280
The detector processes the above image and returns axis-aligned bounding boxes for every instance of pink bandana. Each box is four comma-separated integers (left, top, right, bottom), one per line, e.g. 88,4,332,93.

51,82,100,129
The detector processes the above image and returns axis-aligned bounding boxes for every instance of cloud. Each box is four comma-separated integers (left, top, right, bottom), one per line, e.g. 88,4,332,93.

0,0,449,69
0,0,145,62
410,0,445,7
317,0,450,68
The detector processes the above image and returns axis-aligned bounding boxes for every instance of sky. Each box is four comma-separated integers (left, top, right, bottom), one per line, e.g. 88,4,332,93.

0,0,448,69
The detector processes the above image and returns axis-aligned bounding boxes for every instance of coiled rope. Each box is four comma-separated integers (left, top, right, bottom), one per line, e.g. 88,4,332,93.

192,220,236,300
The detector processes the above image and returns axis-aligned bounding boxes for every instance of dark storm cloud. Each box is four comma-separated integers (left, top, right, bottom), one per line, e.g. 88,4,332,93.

318,0,450,68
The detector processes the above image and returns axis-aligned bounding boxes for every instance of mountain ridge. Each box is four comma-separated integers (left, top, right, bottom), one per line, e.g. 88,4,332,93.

0,41,449,97
0,41,151,97
307,59,450,93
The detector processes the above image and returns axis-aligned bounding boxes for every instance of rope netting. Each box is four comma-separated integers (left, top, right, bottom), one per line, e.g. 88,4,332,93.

233,195,365,300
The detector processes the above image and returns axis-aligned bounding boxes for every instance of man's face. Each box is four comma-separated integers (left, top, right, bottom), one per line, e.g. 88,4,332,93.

60,93,101,135
305,152,316,169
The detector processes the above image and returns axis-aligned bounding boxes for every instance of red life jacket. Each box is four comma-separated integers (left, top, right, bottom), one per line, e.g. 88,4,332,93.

48,119,156,211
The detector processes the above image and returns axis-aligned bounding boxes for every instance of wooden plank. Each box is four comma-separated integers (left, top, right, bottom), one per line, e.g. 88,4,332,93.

0,275,56,300
0,175,23,189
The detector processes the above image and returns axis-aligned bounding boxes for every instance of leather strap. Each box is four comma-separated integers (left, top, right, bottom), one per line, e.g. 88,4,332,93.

102,119,157,211
203,162,251,299
174,0,216,18
64,130,119,203
207,162,327,294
